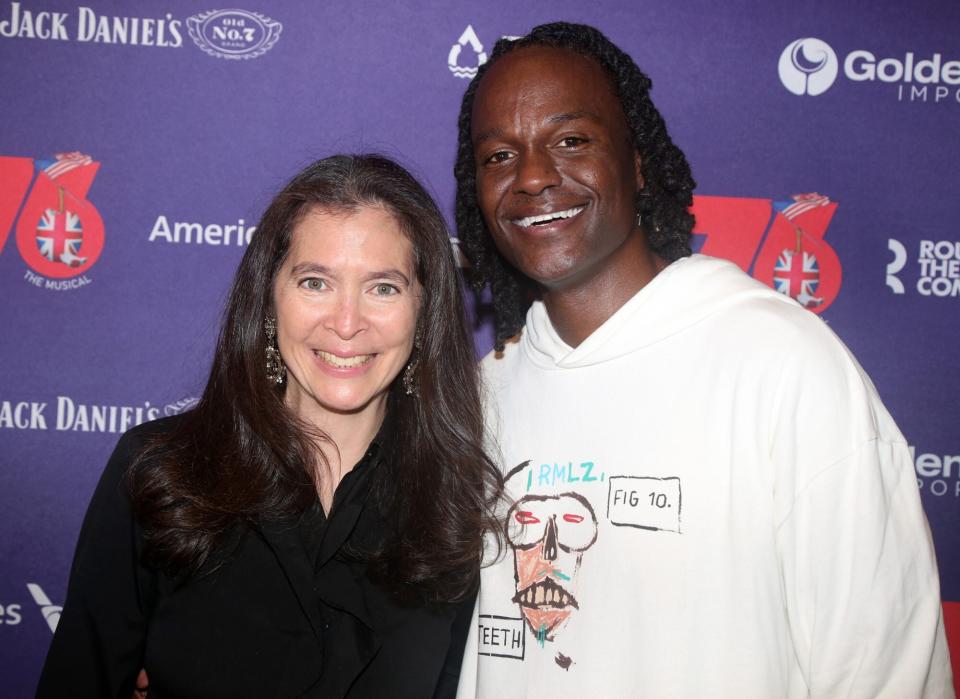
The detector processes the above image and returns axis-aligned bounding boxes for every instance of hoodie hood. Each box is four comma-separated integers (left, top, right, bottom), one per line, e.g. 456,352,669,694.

522,255,796,369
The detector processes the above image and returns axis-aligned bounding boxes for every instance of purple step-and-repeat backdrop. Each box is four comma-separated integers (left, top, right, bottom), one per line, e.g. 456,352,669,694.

1,1,958,695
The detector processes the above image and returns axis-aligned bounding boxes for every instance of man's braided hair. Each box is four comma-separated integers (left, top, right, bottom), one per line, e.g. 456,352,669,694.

454,22,696,350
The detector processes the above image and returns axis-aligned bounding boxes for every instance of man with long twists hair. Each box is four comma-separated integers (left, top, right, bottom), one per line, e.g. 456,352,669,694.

455,22,951,698
38,154,503,698
455,22,696,351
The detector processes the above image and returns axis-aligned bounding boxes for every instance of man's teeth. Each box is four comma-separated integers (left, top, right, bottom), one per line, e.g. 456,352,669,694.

315,351,373,368
514,206,584,228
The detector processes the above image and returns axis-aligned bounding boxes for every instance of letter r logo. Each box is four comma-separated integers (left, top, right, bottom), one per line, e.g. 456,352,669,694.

886,238,907,294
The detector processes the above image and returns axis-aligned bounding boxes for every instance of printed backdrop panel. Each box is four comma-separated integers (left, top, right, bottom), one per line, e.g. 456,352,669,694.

1,0,957,695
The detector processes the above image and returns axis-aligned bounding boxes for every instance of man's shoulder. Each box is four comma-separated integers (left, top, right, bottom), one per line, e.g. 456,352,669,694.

674,255,836,342
655,257,874,398
477,338,530,433
480,336,525,377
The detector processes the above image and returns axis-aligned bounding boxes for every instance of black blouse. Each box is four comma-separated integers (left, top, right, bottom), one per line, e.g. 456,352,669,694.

36,417,474,698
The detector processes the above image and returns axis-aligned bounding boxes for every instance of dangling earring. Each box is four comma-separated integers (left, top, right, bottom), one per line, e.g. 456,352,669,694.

264,316,286,385
402,329,423,397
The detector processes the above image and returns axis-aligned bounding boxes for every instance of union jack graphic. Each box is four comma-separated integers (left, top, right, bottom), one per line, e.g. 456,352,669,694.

36,208,86,267
773,249,822,308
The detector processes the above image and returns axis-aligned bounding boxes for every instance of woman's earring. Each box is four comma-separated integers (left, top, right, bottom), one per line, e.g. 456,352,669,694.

264,316,286,385
403,329,423,397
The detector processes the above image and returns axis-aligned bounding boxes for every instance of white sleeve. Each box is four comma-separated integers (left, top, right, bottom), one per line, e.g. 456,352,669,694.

776,439,953,697
770,321,954,697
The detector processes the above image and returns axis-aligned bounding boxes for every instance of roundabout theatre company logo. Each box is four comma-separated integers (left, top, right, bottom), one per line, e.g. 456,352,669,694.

0,152,104,291
886,237,960,298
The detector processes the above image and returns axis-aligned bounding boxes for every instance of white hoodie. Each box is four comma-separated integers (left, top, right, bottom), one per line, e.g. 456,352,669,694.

458,255,953,698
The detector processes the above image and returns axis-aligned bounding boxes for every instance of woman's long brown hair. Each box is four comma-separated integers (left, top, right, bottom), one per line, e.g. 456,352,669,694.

129,154,503,602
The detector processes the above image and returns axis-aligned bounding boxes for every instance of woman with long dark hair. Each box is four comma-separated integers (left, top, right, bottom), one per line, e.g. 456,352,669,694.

37,154,502,698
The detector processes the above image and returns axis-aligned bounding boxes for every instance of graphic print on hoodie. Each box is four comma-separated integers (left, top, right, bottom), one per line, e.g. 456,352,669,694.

458,255,951,699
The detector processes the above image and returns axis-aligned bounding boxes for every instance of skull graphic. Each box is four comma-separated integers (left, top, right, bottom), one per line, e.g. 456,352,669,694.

506,490,598,644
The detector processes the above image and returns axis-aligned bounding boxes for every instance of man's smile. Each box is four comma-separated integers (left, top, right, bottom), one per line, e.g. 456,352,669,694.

511,205,586,229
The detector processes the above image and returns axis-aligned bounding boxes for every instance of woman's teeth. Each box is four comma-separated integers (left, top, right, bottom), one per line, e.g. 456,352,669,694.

315,351,373,368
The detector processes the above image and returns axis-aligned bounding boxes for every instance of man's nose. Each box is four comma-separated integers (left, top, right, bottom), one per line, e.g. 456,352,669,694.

540,516,559,562
512,148,561,196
